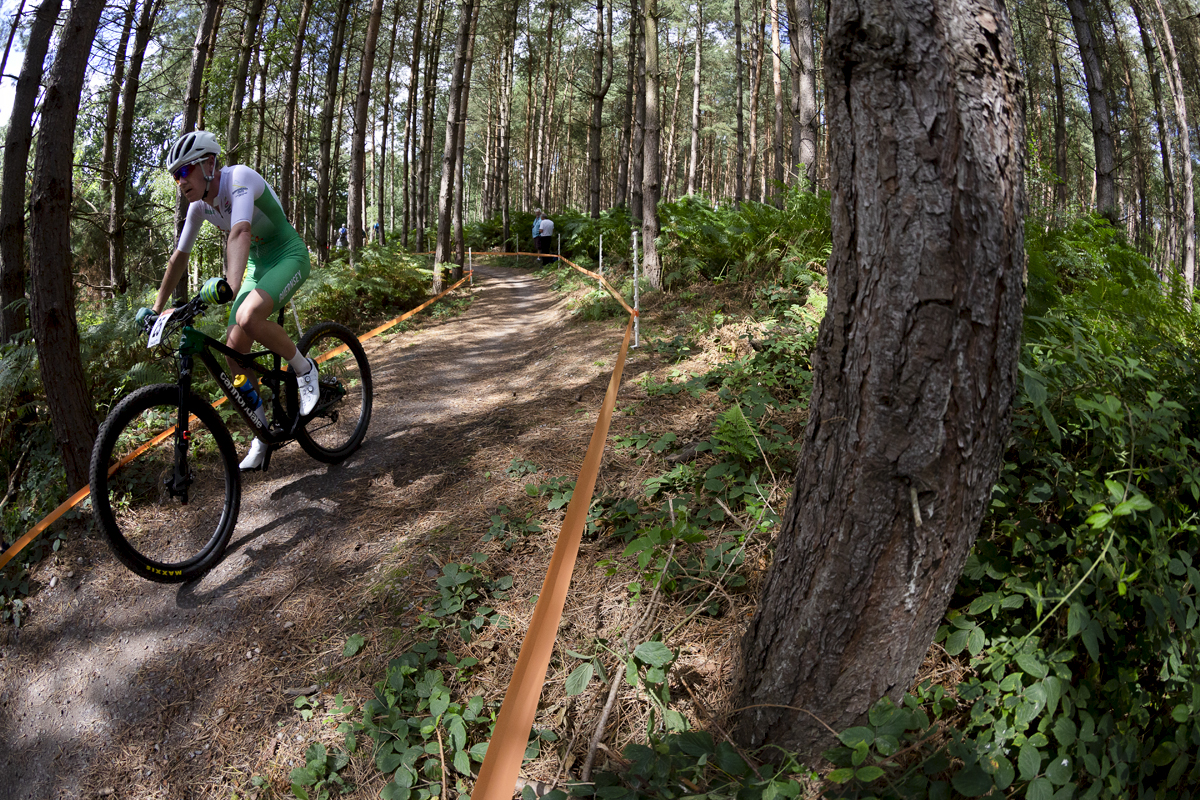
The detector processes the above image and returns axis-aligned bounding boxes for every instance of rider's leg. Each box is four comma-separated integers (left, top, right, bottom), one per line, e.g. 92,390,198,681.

235,288,320,416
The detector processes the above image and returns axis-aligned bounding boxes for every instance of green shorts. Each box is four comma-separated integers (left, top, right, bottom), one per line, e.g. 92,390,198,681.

228,240,311,326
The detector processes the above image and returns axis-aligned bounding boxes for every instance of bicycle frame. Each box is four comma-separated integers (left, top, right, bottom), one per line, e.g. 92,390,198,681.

178,325,301,447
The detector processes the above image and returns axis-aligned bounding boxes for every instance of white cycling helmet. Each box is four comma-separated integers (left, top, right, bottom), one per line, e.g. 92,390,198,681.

166,130,221,174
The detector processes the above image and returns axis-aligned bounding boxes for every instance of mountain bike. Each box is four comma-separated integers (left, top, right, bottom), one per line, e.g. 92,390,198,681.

89,279,373,583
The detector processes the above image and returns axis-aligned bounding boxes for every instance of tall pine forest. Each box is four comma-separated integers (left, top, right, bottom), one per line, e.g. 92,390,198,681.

3,0,1200,797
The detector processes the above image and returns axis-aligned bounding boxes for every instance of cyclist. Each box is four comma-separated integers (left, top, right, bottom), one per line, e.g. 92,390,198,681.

140,130,319,472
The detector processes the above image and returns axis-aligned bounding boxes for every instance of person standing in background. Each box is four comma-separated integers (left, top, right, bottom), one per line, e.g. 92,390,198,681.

538,213,555,266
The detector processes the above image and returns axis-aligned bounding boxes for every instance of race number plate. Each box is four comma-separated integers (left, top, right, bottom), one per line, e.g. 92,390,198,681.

147,308,176,348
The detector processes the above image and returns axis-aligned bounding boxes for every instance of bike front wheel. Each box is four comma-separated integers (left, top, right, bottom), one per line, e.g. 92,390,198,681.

296,321,373,463
90,384,240,583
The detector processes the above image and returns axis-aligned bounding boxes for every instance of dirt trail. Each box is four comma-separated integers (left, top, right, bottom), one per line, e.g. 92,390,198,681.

0,264,636,800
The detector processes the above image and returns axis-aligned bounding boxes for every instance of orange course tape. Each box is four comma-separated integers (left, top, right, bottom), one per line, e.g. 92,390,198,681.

472,313,635,800
0,274,473,572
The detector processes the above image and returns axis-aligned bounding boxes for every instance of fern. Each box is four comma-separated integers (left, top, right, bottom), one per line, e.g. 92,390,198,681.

714,403,760,464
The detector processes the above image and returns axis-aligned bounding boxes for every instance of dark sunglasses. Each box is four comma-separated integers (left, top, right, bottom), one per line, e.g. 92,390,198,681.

173,160,205,182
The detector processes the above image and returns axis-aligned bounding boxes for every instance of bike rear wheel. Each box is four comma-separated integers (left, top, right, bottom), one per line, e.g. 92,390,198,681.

296,321,373,463
90,384,240,583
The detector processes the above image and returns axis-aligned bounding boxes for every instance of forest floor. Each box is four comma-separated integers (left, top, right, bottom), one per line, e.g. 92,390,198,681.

0,261,777,800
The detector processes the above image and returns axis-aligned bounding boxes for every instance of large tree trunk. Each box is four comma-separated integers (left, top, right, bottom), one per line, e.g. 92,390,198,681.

744,0,765,202
402,0,426,247
226,0,265,159
416,0,447,251
348,0,386,257
642,0,662,289
252,8,279,172
784,0,818,189
735,0,745,204
770,0,784,204
1131,0,1176,267
281,0,313,217
376,0,400,247
1148,0,1195,288
1065,0,1117,225
0,0,62,344
630,0,646,222
29,0,107,490
100,0,135,207
686,5,703,196
315,0,352,262
454,7,479,271
174,0,220,301
588,0,614,218
735,0,1026,762
499,0,519,249
615,0,636,208
434,0,478,279
108,0,162,297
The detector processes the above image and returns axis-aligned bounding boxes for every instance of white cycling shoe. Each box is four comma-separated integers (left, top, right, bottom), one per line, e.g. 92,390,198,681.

297,357,320,416
239,437,269,472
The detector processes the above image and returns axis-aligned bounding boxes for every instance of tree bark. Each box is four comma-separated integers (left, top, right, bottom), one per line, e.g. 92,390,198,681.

454,7,479,271
1131,0,1176,265
416,0,447,251
29,0,107,490
631,0,646,222
784,0,817,189
499,0,519,249
1065,0,1117,225
615,0,637,208
100,0,135,207
770,0,784,204
642,0,662,289
174,0,220,299
0,0,29,82
735,0,1026,761
686,5,703,196
0,0,62,344
281,0,313,218
745,0,765,202
1148,0,1195,288
735,0,745,204
402,0,426,246
376,0,400,247
588,0,614,218
348,0,386,257
226,0,265,159
434,0,477,278
315,0,352,262
108,0,162,296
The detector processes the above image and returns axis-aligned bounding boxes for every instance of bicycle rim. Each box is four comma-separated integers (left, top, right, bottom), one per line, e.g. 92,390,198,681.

90,385,240,583
296,322,373,463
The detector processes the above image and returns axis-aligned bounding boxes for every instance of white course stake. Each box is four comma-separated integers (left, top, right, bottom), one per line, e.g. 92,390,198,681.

632,231,640,348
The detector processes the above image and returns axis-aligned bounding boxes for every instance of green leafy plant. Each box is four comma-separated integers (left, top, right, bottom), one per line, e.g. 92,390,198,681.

289,741,353,799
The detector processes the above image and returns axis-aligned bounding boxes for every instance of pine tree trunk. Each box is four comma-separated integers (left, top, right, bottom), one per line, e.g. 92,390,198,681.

417,0,447,251
735,0,745,204
770,0,784,205
616,0,637,208
588,0,614,218
100,1,134,209
1148,0,1195,287
735,0,1025,760
226,0,265,159
281,0,313,218
500,0,519,250
631,1,646,223
686,6,702,196
377,0,400,246
348,0,386,257
1065,0,1117,225
784,0,817,189
0,0,62,344
315,0,352,262
642,0,662,289
402,0,426,247
455,7,479,271
435,0,478,276
1131,0,1175,265
109,0,162,297
29,0,107,489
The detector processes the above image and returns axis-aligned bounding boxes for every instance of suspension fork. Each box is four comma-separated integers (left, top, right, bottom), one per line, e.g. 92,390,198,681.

171,354,197,504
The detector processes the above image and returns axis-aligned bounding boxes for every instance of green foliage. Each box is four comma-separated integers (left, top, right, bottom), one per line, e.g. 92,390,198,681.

483,505,543,550
420,556,512,643
293,248,428,333
817,222,1200,798
548,731,810,800
289,740,353,799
